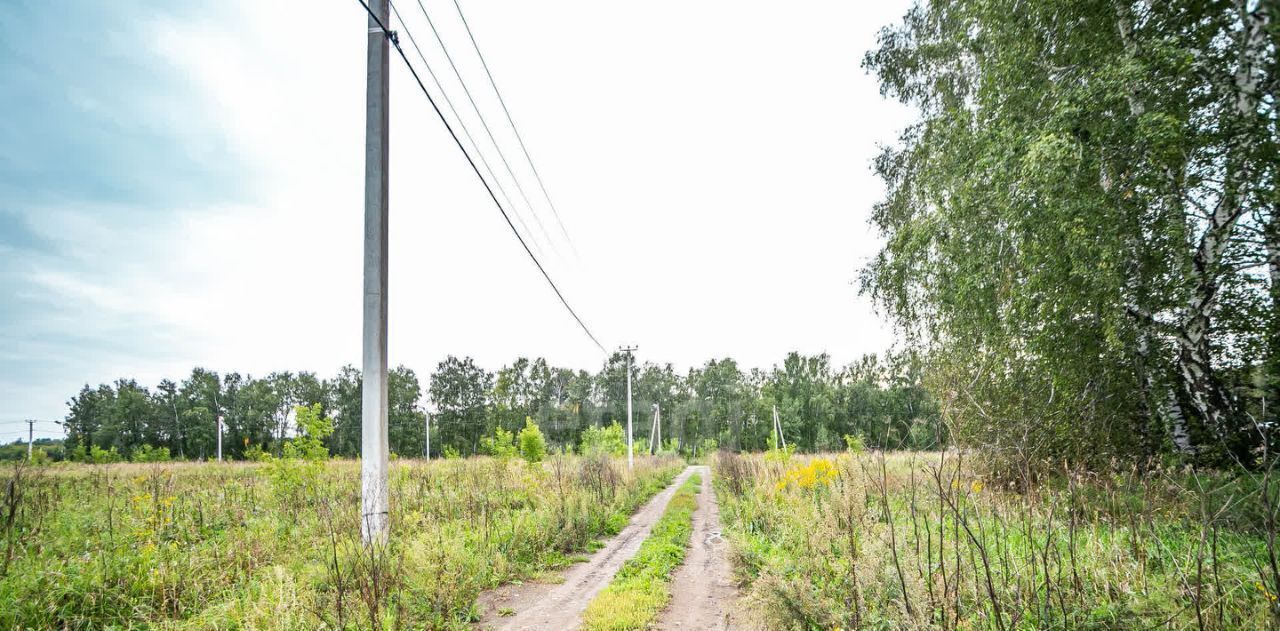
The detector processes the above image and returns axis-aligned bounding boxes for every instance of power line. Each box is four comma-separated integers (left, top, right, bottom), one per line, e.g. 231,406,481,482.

410,0,559,256
355,0,608,354
388,1,547,260
450,0,579,256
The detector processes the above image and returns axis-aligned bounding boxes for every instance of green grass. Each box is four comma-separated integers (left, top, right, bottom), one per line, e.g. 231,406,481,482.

714,451,1277,630
0,455,683,630
580,473,702,631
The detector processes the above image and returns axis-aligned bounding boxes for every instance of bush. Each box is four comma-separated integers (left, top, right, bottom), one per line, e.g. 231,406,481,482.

657,438,680,456
131,444,171,463
244,443,271,462
72,444,123,464
480,426,518,460
282,404,332,462
842,433,866,454
764,443,794,464
518,417,546,464
266,404,333,498
581,421,627,457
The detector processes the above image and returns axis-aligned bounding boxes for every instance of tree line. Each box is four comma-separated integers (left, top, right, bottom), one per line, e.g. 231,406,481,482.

57,351,939,461
863,0,1276,468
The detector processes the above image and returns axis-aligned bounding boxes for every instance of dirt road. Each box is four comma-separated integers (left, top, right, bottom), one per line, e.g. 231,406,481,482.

654,465,747,630
476,466,698,631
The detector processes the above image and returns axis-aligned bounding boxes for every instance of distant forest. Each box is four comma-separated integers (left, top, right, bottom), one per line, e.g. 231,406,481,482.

54,351,938,461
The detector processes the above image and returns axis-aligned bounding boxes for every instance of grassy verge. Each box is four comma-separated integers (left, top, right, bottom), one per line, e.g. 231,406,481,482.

714,450,1275,630
0,454,682,629
580,473,702,631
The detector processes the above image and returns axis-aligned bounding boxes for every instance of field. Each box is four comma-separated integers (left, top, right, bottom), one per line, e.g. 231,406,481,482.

4,449,1277,630
0,455,682,629
714,451,1277,630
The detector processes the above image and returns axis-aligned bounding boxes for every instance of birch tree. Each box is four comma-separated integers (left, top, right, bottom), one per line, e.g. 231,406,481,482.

864,0,1277,466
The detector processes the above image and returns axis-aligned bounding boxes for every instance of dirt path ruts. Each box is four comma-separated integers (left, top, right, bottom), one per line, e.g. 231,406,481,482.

654,465,748,630
476,466,698,631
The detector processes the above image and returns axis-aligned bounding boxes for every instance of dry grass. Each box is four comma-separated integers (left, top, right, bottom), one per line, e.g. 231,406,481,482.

715,450,1276,630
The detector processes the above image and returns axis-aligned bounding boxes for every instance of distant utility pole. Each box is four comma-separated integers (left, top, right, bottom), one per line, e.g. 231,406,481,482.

361,0,392,545
26,420,34,460
423,412,430,461
772,405,787,450
170,398,182,459
656,404,661,452
648,404,662,454
216,415,224,462
620,346,638,469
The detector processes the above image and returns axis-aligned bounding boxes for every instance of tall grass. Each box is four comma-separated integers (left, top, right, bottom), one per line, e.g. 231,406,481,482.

0,454,682,629
715,450,1276,630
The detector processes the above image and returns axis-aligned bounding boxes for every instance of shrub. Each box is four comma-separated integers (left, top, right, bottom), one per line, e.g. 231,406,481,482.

131,444,171,463
480,426,518,460
518,417,546,464
72,444,124,464
764,443,794,464
657,438,680,456
266,404,333,499
843,433,866,454
244,443,271,462
581,421,627,457
283,404,333,462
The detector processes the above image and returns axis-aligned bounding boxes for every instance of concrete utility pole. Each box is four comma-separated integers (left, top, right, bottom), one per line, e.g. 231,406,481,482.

170,399,182,459
648,404,662,454
423,412,430,460
772,405,787,450
619,346,638,469
26,420,34,460
655,403,661,452
211,391,222,462
361,0,392,545
645,409,655,453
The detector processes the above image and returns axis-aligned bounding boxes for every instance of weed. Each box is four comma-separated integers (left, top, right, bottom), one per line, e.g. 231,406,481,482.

715,451,1274,630
0,454,682,629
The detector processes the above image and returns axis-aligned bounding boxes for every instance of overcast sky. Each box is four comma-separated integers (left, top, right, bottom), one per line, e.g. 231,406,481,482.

0,0,914,440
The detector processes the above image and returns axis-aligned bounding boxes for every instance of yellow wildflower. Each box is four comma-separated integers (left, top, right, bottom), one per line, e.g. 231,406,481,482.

777,459,837,491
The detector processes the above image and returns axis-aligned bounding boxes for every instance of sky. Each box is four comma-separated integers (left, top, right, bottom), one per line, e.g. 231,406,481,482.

0,0,915,440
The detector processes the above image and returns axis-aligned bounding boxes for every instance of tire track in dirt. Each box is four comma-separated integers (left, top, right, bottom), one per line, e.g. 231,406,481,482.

475,466,698,631
655,465,749,630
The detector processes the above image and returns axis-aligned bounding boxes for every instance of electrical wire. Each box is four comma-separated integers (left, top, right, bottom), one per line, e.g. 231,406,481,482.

411,0,559,255
355,0,608,354
388,1,546,260
450,0,579,256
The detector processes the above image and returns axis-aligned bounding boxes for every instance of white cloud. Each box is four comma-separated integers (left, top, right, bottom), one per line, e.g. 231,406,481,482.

6,0,915,432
